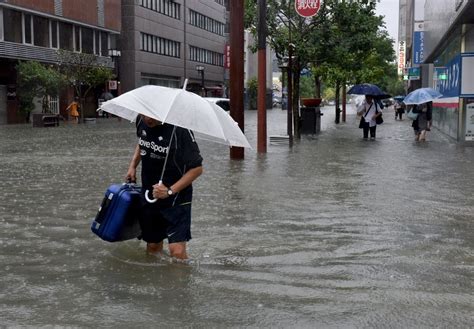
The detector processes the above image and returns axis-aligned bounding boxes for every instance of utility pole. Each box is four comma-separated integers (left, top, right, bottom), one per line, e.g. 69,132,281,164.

287,4,293,146
257,0,267,153
229,0,245,159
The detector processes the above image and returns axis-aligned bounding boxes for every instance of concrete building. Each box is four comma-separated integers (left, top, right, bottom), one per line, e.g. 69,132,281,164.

243,29,273,109
399,0,474,142
423,0,474,142
0,0,120,124
120,0,227,96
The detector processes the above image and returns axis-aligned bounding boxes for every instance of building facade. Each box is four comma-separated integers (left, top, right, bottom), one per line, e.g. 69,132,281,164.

400,0,474,142
423,0,474,142
0,0,121,124
120,0,227,95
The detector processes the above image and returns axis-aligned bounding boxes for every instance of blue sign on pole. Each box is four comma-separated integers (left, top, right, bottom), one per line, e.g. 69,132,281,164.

413,31,425,64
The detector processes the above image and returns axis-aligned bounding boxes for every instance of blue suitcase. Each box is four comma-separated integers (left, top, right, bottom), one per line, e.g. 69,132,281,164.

91,183,142,242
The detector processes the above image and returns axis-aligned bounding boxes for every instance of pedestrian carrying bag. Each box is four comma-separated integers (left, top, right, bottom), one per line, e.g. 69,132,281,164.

407,110,419,120
375,102,383,125
359,103,375,128
375,112,383,125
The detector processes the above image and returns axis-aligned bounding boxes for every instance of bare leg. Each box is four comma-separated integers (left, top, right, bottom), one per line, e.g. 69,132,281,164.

420,130,426,141
147,241,164,255
169,242,187,260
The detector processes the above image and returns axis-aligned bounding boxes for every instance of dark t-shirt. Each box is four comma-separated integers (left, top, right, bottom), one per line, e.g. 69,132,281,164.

136,120,203,209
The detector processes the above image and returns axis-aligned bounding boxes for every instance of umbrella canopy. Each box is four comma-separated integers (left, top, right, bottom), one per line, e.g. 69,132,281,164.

100,91,114,101
403,88,442,105
347,83,390,99
393,95,405,101
99,85,251,148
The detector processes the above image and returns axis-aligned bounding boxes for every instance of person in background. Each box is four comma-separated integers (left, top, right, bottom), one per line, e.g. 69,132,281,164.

66,97,80,123
411,101,432,141
357,95,383,140
394,101,405,120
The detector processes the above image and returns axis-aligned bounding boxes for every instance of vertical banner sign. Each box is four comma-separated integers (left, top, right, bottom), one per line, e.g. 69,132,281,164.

295,0,321,18
413,22,424,65
224,44,231,69
413,31,425,64
398,40,406,75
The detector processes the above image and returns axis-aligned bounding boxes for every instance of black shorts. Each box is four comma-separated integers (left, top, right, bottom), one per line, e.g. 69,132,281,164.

139,202,192,244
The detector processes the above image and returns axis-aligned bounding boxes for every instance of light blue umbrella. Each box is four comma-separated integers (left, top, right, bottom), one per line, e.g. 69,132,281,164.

403,88,442,105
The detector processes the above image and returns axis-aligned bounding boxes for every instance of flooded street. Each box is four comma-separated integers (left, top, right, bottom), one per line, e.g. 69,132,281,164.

1,106,473,328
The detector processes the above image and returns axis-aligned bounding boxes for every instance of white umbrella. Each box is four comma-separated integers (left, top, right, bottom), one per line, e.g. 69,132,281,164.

403,87,442,105
99,84,251,149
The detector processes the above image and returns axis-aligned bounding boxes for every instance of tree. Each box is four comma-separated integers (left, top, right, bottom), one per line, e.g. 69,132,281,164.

245,0,388,135
56,50,114,122
16,61,64,121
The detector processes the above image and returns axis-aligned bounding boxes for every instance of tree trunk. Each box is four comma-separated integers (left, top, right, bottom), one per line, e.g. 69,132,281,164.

335,81,341,124
342,84,346,123
315,75,321,99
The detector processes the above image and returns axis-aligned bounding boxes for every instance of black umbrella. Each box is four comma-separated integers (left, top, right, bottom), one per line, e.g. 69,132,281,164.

347,83,391,99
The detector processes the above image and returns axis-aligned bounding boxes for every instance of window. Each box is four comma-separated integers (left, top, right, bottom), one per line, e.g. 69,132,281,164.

140,0,181,20
74,26,81,52
24,14,32,44
51,20,58,48
189,45,224,66
94,31,100,55
3,8,22,43
33,16,49,47
140,32,180,58
59,22,73,50
101,32,108,56
81,27,94,54
189,10,224,36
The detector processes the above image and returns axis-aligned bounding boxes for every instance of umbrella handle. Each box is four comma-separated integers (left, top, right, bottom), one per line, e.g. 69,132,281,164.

144,189,157,203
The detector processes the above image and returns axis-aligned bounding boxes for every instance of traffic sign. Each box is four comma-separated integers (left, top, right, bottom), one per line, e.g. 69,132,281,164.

295,0,321,18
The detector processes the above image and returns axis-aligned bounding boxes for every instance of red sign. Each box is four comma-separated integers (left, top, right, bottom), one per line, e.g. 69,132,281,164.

295,0,321,18
224,44,231,69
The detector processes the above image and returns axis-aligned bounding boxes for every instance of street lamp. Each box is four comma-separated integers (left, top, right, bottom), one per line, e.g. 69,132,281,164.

278,59,288,111
196,65,205,96
108,49,121,95
279,56,292,143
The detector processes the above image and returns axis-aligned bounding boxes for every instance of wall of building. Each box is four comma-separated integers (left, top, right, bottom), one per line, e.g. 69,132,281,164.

0,0,121,123
121,0,227,93
423,0,469,61
5,0,120,31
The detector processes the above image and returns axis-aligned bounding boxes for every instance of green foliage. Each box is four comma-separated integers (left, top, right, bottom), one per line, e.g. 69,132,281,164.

244,0,394,98
57,50,114,94
16,61,64,114
56,50,114,119
247,77,258,110
323,87,336,101
299,76,314,98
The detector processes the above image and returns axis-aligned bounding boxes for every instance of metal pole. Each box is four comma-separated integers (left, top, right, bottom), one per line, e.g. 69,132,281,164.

257,0,267,153
201,70,205,96
287,6,293,146
342,84,346,122
229,0,245,159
